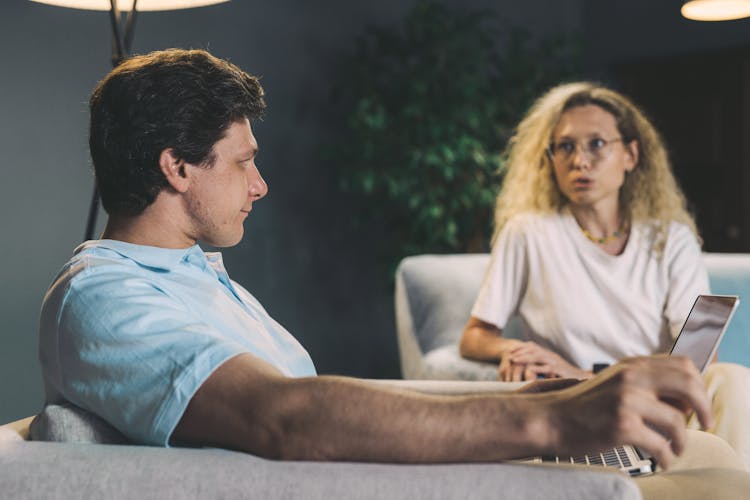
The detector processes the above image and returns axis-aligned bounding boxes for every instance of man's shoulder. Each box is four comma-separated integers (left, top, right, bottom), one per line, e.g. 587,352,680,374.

44,240,196,313
50,242,150,291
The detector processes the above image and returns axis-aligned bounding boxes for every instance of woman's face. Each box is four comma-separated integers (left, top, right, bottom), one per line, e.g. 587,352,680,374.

549,104,638,212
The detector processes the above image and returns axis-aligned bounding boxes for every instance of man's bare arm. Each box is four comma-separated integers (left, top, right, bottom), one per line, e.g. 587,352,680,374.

173,353,712,468
173,353,552,462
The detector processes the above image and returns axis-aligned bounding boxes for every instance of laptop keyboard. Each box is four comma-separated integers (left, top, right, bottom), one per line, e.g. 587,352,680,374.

541,446,633,468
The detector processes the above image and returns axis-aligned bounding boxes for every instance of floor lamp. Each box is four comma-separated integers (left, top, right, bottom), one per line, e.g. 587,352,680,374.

28,0,230,241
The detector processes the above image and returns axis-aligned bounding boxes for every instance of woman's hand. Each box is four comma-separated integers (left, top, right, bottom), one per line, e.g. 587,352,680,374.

499,341,591,381
496,339,527,381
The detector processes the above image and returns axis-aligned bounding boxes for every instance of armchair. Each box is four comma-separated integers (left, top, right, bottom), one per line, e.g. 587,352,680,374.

395,253,750,381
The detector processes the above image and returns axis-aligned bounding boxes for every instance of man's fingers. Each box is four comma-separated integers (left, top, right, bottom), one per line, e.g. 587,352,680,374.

633,395,689,457
618,356,713,430
627,421,677,470
650,359,713,430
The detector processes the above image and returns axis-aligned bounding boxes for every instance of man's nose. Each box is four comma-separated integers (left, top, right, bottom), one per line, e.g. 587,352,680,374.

248,164,268,200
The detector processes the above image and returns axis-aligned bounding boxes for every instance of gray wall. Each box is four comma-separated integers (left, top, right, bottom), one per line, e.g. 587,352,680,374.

583,0,750,68
0,0,581,423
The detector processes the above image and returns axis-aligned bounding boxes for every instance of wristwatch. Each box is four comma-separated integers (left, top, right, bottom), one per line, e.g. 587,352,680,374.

592,363,610,374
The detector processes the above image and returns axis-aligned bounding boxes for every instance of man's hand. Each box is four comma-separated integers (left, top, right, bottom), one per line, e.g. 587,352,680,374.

546,355,713,469
515,378,581,393
499,341,590,381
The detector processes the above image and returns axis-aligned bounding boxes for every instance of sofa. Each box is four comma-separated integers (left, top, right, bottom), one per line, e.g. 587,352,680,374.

3,388,750,500
0,384,640,500
395,252,750,380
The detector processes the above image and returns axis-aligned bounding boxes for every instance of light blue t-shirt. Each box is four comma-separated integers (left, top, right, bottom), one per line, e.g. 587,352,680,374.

38,239,316,446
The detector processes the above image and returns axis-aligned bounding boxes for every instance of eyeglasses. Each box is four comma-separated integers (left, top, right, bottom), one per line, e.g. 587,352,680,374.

547,137,624,164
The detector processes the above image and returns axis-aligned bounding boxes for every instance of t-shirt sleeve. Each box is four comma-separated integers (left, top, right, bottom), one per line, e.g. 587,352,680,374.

52,269,247,446
663,224,711,339
471,218,529,329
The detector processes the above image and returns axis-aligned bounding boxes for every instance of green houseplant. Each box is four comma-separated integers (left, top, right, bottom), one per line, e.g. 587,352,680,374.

332,1,581,269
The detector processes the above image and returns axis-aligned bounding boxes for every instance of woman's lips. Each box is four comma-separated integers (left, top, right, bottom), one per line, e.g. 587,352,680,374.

572,177,592,189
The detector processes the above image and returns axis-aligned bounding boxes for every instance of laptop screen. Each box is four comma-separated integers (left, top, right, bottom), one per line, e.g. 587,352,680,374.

669,295,738,373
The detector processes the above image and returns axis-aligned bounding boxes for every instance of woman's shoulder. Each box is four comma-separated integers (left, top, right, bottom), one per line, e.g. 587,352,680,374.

632,219,701,258
492,211,571,252
503,210,567,233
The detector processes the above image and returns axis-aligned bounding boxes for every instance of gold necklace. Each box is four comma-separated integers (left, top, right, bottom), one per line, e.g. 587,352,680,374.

581,224,628,245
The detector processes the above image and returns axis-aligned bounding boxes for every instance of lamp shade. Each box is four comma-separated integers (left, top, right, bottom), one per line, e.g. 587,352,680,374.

681,0,750,21
29,0,228,11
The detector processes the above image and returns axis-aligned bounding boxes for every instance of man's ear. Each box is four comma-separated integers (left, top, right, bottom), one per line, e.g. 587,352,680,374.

159,148,190,193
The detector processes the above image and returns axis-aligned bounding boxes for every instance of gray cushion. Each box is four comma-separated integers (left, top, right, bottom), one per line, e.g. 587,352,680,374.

396,254,525,352
30,403,129,444
395,254,522,379
0,440,641,500
423,344,500,380
397,254,491,353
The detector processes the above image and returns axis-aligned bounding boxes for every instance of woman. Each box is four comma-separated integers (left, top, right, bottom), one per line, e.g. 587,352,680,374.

459,82,749,468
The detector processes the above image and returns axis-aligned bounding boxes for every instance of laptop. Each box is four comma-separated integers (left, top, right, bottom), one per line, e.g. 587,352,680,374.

520,294,739,476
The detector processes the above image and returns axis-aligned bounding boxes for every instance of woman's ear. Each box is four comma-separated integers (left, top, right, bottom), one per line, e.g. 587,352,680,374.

158,148,190,193
624,140,639,172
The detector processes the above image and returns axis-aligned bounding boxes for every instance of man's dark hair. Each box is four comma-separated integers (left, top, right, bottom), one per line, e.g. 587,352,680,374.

89,48,265,216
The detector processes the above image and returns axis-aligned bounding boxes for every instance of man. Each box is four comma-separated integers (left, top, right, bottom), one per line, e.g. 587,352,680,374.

39,49,711,469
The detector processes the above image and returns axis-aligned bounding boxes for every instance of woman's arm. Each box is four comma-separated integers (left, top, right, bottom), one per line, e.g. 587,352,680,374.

460,316,529,381
460,316,591,381
459,316,520,362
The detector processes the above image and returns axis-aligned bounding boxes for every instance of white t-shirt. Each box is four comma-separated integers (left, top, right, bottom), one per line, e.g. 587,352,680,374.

471,210,710,370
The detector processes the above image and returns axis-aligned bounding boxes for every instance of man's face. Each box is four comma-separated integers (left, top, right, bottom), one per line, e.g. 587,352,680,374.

184,118,267,247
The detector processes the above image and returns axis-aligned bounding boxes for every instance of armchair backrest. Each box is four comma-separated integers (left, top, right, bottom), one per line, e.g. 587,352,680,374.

395,253,750,379
703,253,750,366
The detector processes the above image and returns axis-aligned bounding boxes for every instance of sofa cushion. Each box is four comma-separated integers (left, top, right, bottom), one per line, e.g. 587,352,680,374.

30,404,129,444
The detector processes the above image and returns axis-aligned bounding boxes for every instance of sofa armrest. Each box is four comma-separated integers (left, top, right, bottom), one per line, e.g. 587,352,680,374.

0,416,33,441
0,440,641,500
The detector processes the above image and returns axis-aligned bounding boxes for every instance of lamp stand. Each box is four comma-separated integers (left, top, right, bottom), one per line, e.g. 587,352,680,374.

84,0,138,241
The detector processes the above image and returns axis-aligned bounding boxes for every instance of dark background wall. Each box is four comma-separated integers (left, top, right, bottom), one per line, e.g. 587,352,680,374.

2,0,750,424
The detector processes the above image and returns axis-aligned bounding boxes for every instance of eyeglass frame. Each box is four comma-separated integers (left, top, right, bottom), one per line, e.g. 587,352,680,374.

546,136,626,165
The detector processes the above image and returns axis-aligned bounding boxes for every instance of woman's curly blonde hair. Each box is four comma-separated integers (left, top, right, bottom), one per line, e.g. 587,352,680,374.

492,81,699,254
